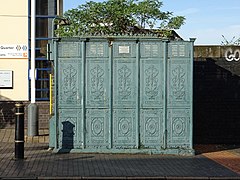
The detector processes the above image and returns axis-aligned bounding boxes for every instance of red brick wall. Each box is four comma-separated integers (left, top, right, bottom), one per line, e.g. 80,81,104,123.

0,101,50,129
0,102,15,128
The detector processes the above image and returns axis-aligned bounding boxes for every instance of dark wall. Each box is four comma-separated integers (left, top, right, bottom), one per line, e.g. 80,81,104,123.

194,46,240,144
0,101,50,129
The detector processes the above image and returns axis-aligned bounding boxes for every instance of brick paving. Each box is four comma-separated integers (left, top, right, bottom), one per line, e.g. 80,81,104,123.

195,144,240,175
203,151,240,174
1,129,240,179
0,129,49,143
0,142,240,179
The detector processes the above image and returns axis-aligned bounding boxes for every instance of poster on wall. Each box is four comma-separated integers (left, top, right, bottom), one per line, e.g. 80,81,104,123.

0,44,28,58
0,70,13,88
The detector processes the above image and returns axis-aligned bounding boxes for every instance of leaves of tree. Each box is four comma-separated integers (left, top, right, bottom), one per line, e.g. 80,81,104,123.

55,0,185,37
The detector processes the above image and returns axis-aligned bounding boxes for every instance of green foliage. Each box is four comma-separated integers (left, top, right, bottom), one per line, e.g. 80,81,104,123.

55,0,185,37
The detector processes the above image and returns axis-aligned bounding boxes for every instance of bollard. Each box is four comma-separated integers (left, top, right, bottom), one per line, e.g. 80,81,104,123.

15,102,25,159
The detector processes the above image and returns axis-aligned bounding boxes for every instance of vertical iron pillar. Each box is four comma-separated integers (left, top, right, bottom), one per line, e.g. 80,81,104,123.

15,102,25,159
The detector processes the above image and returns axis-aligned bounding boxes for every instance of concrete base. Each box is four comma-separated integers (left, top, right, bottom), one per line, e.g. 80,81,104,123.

53,147,195,156
27,103,39,136
49,116,56,148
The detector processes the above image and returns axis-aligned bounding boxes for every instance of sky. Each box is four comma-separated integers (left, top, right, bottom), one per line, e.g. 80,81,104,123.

63,0,240,45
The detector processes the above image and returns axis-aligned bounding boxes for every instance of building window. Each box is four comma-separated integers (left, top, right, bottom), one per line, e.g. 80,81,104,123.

29,0,59,100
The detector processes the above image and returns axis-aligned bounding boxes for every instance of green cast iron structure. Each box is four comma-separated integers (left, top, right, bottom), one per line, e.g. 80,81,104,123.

49,36,195,155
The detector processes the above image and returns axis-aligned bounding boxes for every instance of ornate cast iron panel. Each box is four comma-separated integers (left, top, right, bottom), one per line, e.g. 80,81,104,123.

139,42,164,148
140,42,164,108
58,109,82,149
86,42,109,108
58,42,81,58
167,42,193,150
58,59,82,108
113,42,137,108
113,62,137,107
52,37,194,155
167,109,190,148
113,109,137,148
167,56,191,107
85,109,110,148
140,109,163,148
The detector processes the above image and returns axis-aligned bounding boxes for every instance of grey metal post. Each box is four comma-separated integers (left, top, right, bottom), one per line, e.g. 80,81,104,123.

28,103,39,136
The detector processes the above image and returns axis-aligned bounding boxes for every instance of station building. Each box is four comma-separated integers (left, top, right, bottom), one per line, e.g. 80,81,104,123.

0,0,62,101
0,0,62,129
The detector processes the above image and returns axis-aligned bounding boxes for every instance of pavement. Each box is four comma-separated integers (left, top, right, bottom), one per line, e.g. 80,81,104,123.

0,129,49,143
0,129,240,179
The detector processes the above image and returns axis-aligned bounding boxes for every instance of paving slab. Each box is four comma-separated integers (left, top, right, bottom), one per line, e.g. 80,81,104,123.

0,129,49,143
195,144,240,175
0,142,239,179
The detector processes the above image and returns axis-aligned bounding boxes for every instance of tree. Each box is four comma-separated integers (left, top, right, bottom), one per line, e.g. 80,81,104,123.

55,0,185,37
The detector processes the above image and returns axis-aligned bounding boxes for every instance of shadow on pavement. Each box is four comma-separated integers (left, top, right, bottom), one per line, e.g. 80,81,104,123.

194,144,240,155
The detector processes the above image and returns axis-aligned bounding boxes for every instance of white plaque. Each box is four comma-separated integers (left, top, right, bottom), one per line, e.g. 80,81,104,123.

119,46,130,54
0,70,13,88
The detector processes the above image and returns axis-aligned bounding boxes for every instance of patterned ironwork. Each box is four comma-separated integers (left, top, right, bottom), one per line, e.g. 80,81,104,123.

172,65,186,100
145,65,159,99
145,117,159,137
86,109,109,147
172,117,186,137
118,65,132,99
90,65,105,100
91,117,104,137
118,117,131,137
53,39,193,154
63,64,77,103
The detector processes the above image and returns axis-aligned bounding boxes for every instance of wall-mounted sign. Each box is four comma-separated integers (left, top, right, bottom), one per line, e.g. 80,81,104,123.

0,70,13,88
225,48,240,62
0,44,28,58
119,46,130,54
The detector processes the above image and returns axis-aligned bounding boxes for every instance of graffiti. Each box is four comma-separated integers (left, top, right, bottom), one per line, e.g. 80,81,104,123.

225,48,240,62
